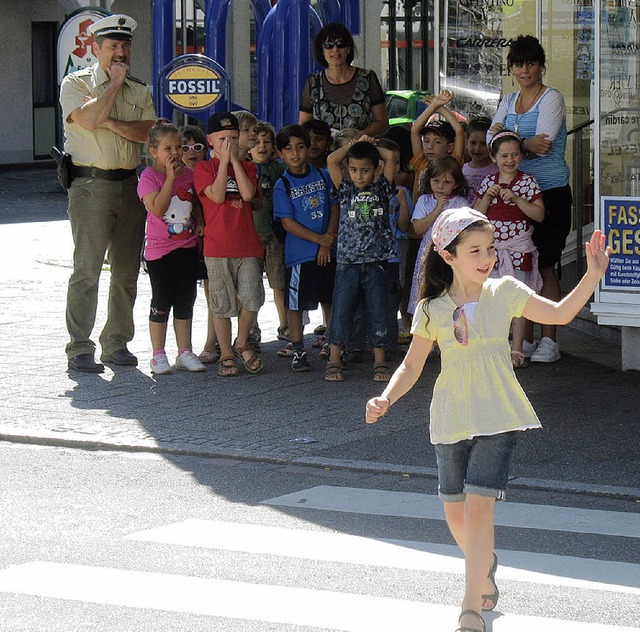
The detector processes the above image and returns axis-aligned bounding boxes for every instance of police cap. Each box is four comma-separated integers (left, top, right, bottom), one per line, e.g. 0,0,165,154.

89,14,137,41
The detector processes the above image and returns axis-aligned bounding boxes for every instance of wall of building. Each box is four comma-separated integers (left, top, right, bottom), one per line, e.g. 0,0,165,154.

0,0,153,165
0,0,65,164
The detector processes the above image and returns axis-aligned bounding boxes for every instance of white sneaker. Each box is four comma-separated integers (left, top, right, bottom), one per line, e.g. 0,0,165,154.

150,353,173,375
522,340,538,358
530,337,561,363
175,350,206,372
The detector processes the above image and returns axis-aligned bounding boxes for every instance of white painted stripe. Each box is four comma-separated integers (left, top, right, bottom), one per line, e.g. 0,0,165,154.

0,562,636,632
128,519,640,594
264,486,640,539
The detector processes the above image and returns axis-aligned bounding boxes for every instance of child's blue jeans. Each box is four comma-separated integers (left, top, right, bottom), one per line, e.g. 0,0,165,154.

329,261,389,347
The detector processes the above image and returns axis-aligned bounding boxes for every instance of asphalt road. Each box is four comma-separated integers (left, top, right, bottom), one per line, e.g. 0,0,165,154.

1,442,638,631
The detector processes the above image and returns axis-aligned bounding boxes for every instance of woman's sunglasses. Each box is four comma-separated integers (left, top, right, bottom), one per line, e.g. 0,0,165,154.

182,143,205,153
322,39,349,49
452,306,469,346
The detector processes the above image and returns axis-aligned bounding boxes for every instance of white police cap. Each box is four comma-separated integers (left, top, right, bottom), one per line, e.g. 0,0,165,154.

89,14,137,40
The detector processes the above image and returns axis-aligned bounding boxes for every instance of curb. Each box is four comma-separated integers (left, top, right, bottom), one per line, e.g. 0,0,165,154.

2,433,638,502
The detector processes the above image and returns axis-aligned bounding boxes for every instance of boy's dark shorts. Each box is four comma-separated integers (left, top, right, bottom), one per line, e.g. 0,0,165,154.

532,185,573,269
286,260,336,311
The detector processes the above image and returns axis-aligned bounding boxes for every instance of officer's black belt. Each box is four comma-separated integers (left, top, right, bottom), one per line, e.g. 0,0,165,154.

73,166,137,181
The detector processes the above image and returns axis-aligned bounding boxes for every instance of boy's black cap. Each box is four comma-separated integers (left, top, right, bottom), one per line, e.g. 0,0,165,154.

419,119,455,144
207,112,239,134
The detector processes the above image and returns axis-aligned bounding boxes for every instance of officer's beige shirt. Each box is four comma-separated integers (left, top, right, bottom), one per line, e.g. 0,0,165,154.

60,63,156,170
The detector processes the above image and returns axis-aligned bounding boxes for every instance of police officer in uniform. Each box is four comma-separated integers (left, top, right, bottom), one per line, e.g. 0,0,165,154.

60,14,156,373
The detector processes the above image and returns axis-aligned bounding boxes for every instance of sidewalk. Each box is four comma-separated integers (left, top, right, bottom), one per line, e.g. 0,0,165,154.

1,167,638,501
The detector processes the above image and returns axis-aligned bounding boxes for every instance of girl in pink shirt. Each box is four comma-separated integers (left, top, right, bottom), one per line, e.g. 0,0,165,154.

137,120,205,375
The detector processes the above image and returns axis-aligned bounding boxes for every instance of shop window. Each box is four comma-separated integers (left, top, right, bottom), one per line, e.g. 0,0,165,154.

441,0,536,120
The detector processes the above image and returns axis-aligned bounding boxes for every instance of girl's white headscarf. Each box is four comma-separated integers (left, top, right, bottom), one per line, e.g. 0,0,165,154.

431,207,489,252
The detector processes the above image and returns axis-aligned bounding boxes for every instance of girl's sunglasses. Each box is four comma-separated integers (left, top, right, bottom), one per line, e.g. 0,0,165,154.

182,143,205,153
452,306,469,346
322,39,349,49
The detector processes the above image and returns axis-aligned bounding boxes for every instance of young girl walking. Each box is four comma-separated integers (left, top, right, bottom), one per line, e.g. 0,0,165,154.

474,131,545,368
137,120,206,375
407,156,468,315
365,207,609,632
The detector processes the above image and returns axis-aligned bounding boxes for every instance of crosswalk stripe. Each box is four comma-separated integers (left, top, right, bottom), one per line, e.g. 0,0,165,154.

128,519,640,594
0,561,636,632
264,486,640,538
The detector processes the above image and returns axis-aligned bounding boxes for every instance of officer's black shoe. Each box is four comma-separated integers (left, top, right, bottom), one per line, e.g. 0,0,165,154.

68,354,105,373
101,349,138,366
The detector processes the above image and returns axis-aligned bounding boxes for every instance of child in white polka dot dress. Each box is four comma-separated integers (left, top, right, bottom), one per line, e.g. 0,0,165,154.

474,131,545,368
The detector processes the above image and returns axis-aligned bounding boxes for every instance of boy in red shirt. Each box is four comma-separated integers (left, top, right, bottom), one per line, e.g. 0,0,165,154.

194,112,265,376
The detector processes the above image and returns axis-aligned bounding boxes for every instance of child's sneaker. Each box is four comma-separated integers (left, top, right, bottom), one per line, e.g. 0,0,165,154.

277,342,294,357
291,350,311,372
175,350,206,372
530,337,561,363
150,353,173,375
522,340,538,358
277,325,291,341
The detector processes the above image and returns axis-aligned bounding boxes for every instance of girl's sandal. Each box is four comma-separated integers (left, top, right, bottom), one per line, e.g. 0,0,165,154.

234,344,264,374
482,552,500,612
217,356,239,377
373,364,392,382
455,609,486,632
511,350,529,369
324,363,344,382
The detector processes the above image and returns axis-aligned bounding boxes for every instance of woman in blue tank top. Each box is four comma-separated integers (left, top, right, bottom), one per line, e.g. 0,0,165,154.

488,35,573,364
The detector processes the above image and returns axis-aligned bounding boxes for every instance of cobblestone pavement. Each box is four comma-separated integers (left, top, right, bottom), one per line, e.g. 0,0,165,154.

1,167,638,500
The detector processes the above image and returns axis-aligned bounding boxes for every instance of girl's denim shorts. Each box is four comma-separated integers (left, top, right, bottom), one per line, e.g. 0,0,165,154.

434,431,519,502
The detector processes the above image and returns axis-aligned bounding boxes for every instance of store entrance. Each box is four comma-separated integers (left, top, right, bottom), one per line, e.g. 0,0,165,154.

32,22,58,160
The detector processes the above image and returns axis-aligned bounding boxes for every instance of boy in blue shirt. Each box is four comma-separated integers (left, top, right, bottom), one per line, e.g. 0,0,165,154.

326,136,398,382
273,125,339,372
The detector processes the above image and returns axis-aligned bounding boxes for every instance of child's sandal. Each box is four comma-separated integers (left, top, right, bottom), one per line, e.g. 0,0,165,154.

234,344,264,374
511,350,529,369
455,609,485,632
324,363,344,382
373,364,392,382
482,552,499,611
217,356,239,377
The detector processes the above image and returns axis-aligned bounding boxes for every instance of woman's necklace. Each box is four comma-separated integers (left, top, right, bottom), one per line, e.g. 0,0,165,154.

514,84,545,135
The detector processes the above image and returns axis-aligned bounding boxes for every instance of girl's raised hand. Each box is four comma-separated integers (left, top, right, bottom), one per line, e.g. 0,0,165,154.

365,396,390,425
585,230,610,279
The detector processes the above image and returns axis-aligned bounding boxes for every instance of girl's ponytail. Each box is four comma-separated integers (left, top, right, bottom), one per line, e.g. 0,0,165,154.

419,243,453,323
148,118,179,149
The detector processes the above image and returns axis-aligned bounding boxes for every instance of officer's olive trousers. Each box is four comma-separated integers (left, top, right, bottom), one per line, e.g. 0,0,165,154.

65,176,145,359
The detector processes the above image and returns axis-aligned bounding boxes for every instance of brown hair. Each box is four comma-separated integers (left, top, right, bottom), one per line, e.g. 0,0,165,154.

148,119,180,149
423,155,468,198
